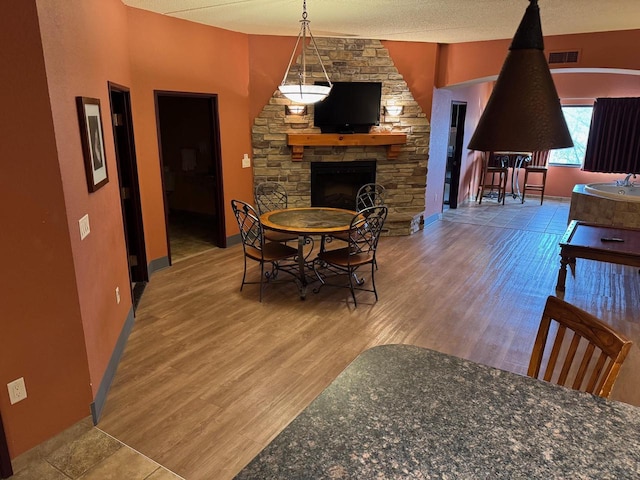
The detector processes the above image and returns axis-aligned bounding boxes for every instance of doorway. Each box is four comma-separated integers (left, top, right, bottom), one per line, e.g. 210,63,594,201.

0,411,12,478
155,92,226,264
108,83,148,310
443,102,467,209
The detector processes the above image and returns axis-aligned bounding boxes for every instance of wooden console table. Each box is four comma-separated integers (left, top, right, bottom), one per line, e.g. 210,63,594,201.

556,220,640,291
287,133,407,161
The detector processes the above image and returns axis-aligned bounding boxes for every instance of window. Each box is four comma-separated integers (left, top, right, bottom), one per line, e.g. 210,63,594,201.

549,105,593,166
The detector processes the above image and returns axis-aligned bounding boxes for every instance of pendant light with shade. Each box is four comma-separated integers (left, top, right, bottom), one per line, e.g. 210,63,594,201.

467,0,573,153
278,0,332,105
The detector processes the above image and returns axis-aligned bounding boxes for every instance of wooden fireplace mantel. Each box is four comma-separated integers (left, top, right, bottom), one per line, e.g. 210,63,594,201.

287,133,407,161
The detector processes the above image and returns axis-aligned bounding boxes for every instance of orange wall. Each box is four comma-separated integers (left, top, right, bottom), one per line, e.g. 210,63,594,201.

37,0,134,405
248,35,297,124
0,0,92,457
126,8,255,256
554,72,640,102
438,29,640,87
383,41,439,119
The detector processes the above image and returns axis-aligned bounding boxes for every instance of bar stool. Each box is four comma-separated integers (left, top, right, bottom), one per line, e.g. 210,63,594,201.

476,152,508,205
521,151,550,204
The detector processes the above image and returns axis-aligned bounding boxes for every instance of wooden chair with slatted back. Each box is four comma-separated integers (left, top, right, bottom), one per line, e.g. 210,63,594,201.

528,295,632,398
475,152,508,205
521,151,549,204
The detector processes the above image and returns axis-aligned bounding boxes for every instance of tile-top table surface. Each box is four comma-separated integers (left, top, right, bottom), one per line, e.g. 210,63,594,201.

235,344,640,479
260,207,357,235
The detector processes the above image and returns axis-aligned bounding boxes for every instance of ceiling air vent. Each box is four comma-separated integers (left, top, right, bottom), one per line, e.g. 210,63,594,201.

548,50,580,64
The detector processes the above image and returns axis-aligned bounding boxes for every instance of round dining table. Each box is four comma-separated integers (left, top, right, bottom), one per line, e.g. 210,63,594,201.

260,207,357,298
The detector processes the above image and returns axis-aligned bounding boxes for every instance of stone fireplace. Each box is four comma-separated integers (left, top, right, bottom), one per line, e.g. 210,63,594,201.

251,38,430,235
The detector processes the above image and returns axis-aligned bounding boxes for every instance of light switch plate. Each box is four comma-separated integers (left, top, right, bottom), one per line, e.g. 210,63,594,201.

242,153,251,168
79,214,90,240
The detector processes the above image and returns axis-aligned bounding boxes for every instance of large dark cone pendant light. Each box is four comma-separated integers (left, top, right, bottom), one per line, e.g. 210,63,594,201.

468,0,573,152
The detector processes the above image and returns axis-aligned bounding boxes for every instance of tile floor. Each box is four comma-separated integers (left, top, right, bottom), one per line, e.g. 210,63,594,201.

168,211,218,263
442,195,570,234
7,196,571,479
9,417,182,479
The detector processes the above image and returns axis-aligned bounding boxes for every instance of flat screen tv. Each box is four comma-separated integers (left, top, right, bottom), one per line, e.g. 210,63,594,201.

313,81,382,134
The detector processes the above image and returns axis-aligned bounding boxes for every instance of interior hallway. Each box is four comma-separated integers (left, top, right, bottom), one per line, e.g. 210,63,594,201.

10,196,640,479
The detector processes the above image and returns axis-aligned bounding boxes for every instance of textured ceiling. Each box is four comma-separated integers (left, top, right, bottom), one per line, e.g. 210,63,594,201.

121,0,640,43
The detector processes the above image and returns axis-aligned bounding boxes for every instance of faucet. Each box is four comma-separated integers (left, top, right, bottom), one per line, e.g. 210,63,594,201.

617,174,636,187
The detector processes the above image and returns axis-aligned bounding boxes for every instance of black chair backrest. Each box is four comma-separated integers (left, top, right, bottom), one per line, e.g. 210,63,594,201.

231,199,264,253
356,183,385,212
255,182,288,214
348,205,388,257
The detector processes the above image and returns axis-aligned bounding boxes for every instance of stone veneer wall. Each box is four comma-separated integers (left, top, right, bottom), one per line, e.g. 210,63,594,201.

251,38,430,236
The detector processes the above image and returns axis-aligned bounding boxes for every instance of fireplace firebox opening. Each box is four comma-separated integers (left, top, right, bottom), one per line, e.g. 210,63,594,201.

311,161,376,210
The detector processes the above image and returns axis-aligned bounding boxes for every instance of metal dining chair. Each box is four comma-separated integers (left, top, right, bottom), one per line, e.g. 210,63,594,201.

356,183,386,211
255,181,288,213
231,199,298,301
313,205,388,306
254,181,298,243
323,182,386,250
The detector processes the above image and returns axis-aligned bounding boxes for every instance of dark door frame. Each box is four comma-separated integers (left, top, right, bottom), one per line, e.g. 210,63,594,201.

108,82,148,306
154,91,226,264
445,101,467,209
0,412,12,478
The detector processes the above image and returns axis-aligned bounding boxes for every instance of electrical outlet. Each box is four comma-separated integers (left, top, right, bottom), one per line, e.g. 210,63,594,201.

115,286,121,304
242,153,251,168
7,377,27,405
79,214,90,240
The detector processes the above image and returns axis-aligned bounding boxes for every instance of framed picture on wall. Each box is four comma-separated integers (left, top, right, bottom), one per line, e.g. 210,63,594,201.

76,96,109,192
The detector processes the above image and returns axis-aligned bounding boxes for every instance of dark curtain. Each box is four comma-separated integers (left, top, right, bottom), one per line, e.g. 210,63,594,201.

583,97,640,173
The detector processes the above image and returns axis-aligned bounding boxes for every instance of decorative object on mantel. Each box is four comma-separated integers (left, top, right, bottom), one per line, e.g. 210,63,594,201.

287,133,407,161
467,0,572,153
278,0,332,105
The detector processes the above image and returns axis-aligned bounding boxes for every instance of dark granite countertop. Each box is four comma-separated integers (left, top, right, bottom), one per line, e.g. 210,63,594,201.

235,344,640,479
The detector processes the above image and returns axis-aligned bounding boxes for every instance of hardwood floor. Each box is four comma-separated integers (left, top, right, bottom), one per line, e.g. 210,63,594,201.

98,198,640,480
